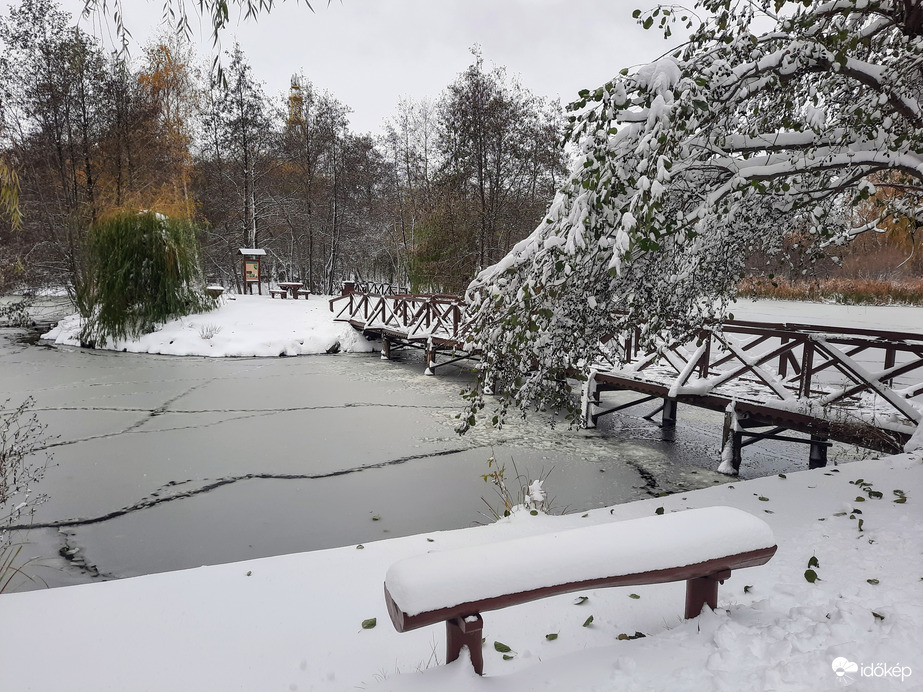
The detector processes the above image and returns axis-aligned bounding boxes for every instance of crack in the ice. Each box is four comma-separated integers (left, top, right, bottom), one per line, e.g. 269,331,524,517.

624,458,661,495
33,402,453,451
119,379,216,434
34,402,449,414
9,444,504,531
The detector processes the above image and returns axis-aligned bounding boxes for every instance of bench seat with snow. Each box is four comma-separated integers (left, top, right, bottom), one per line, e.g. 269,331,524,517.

269,289,287,298
383,506,777,675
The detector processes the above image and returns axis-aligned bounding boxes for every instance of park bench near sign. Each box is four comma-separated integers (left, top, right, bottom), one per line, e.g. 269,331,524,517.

384,506,777,675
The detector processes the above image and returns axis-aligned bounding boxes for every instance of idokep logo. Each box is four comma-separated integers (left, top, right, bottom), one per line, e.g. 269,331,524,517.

832,658,859,683
832,657,912,685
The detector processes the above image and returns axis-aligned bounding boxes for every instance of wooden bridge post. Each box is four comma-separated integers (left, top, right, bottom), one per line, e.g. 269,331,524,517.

697,330,711,379
779,337,789,378
884,347,896,387
424,342,436,376
809,435,828,469
800,340,815,397
721,412,742,473
583,373,600,429
381,336,391,361
661,398,678,441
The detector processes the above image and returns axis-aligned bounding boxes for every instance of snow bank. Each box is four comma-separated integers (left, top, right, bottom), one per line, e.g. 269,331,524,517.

42,294,377,357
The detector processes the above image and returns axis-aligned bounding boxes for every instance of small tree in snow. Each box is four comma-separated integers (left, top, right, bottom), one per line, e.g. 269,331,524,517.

461,0,923,429
1,397,50,592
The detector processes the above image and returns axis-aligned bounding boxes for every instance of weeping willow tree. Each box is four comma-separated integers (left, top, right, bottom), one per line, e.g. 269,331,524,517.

78,211,212,346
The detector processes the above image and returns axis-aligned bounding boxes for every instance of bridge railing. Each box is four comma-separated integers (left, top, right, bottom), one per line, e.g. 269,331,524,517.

331,290,922,443
599,320,923,433
329,292,467,341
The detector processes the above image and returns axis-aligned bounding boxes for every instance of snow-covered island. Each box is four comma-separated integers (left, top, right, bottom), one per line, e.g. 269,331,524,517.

43,294,377,358
1,296,919,691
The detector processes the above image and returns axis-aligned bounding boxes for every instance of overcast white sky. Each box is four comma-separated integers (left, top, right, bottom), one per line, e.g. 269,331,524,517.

53,0,681,136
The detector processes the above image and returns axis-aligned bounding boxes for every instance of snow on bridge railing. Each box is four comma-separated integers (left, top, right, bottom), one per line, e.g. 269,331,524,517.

331,290,922,448
595,319,923,447
329,291,467,341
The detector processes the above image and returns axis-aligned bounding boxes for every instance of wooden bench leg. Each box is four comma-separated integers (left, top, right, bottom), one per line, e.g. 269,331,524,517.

684,569,731,618
446,615,484,675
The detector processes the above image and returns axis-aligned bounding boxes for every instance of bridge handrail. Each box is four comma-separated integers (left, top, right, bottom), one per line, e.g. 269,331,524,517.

330,290,467,340
600,318,923,435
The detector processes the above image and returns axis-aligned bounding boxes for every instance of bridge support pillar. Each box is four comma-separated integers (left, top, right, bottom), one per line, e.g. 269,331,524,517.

661,399,678,442
809,435,828,469
424,344,435,375
583,374,599,429
381,337,391,360
721,412,743,474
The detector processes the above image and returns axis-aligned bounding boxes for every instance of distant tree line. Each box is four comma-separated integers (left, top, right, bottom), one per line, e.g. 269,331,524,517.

0,0,567,296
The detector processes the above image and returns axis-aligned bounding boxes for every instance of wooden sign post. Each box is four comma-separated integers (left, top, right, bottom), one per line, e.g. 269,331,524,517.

238,248,266,295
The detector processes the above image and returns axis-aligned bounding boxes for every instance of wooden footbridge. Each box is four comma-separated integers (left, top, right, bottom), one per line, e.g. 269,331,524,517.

329,289,471,374
330,287,923,472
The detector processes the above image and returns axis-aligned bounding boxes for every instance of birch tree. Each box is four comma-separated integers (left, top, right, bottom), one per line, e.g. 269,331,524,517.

462,0,923,429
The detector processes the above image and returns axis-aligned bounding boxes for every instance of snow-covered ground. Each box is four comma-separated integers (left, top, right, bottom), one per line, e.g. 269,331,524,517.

0,452,919,691
2,296,918,691
43,294,377,357
730,297,923,333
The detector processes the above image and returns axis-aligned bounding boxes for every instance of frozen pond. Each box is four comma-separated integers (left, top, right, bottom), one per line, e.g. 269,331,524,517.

4,296,913,593
0,332,721,592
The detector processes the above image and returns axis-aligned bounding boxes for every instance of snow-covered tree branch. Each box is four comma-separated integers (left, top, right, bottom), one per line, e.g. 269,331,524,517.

460,0,923,430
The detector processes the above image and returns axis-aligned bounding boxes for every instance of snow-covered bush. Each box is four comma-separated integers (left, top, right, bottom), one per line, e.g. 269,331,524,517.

480,455,553,519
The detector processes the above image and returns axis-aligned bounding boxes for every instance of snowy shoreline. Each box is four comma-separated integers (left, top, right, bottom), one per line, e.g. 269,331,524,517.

0,451,919,691
41,294,378,358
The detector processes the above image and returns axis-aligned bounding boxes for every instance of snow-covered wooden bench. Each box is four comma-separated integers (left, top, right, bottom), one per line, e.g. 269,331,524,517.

384,506,776,675
269,289,287,299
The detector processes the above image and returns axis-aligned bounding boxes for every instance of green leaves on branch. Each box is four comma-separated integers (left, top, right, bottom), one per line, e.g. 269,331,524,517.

462,0,923,433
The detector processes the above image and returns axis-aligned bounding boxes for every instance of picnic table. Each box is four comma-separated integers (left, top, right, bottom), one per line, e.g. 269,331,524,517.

277,282,304,299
